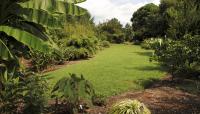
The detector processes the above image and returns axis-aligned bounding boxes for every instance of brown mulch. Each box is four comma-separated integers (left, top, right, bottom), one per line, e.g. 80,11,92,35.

88,77,200,114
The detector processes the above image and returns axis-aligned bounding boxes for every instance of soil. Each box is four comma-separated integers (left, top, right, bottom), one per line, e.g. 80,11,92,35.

88,76,200,114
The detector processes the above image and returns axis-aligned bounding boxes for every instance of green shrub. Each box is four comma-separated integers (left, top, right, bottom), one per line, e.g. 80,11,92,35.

141,38,163,50
109,99,151,114
151,34,200,78
30,51,64,72
51,73,95,114
22,76,48,114
100,41,110,48
0,74,48,114
62,37,99,60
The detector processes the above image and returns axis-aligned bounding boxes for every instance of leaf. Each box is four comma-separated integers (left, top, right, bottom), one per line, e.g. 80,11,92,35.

18,8,64,28
18,0,87,16
0,39,14,61
58,0,86,4
0,26,52,53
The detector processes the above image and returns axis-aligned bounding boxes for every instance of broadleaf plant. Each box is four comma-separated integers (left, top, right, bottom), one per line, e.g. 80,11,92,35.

0,0,87,84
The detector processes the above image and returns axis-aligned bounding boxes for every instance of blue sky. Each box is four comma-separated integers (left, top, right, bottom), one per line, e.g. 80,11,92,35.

79,0,160,25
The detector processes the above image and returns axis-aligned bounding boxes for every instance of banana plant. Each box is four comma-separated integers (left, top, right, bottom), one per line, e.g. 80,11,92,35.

0,0,87,81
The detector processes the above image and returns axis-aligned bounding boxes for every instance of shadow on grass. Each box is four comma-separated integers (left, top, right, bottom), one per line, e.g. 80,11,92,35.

133,51,153,57
125,65,167,72
134,78,161,89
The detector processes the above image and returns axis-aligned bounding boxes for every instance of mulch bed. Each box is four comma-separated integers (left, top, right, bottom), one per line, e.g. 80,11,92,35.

88,77,200,114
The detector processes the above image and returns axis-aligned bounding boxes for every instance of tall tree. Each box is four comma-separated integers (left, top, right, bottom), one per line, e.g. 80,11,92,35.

131,3,162,41
98,18,125,43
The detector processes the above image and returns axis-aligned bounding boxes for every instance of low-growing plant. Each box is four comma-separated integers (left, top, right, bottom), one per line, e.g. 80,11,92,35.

141,38,163,50
51,73,95,114
92,93,106,106
22,75,49,114
30,51,64,72
62,37,99,60
100,41,110,48
0,73,48,114
109,99,151,114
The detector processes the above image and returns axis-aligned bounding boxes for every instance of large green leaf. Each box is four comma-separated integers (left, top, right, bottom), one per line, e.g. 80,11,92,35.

17,8,64,28
58,0,86,4
0,39,14,61
18,0,87,16
0,26,52,53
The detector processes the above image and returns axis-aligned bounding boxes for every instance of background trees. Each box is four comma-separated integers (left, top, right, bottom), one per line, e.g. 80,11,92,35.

132,0,200,78
131,3,163,41
97,18,125,43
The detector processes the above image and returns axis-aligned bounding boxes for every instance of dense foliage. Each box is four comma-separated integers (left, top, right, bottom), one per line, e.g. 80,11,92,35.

51,73,95,114
132,0,200,77
0,75,48,114
98,18,126,43
131,3,164,41
151,35,200,78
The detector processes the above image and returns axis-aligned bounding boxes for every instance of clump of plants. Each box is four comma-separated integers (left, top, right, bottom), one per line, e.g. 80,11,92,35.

109,99,151,114
141,38,163,50
0,74,48,114
62,37,99,60
92,93,106,106
100,40,110,48
151,34,200,78
30,51,64,72
51,73,95,114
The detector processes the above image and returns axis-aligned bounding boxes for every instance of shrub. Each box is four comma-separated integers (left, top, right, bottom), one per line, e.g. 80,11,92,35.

141,38,163,50
63,47,92,60
109,99,151,114
51,73,95,114
30,51,64,72
0,74,48,114
100,41,110,48
151,34,200,78
22,76,48,114
62,37,99,60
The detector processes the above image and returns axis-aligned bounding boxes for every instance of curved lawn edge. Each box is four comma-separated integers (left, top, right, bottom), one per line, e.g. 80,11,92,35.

46,44,166,97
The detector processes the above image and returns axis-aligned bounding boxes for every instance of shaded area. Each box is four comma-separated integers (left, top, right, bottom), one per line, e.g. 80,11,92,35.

131,65,167,71
133,51,153,56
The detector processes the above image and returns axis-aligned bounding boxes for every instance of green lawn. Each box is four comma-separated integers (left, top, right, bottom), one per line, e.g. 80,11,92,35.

46,44,166,97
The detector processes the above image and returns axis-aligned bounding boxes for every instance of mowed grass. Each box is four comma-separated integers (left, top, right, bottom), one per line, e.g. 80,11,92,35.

46,44,166,97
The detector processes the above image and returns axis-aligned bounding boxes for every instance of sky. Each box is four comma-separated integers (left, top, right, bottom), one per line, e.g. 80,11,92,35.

79,0,160,25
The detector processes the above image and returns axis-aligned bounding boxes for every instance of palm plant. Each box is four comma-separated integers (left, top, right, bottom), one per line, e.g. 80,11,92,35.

0,0,87,80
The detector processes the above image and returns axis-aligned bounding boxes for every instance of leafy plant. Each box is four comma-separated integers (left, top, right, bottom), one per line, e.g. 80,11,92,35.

62,37,99,60
109,99,151,114
141,38,163,50
0,0,87,81
151,34,200,78
0,74,48,114
22,76,49,114
30,50,64,72
100,40,110,48
51,73,95,114
92,93,106,106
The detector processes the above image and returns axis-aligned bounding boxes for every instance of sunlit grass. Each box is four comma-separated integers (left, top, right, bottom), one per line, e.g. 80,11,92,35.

46,44,166,97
